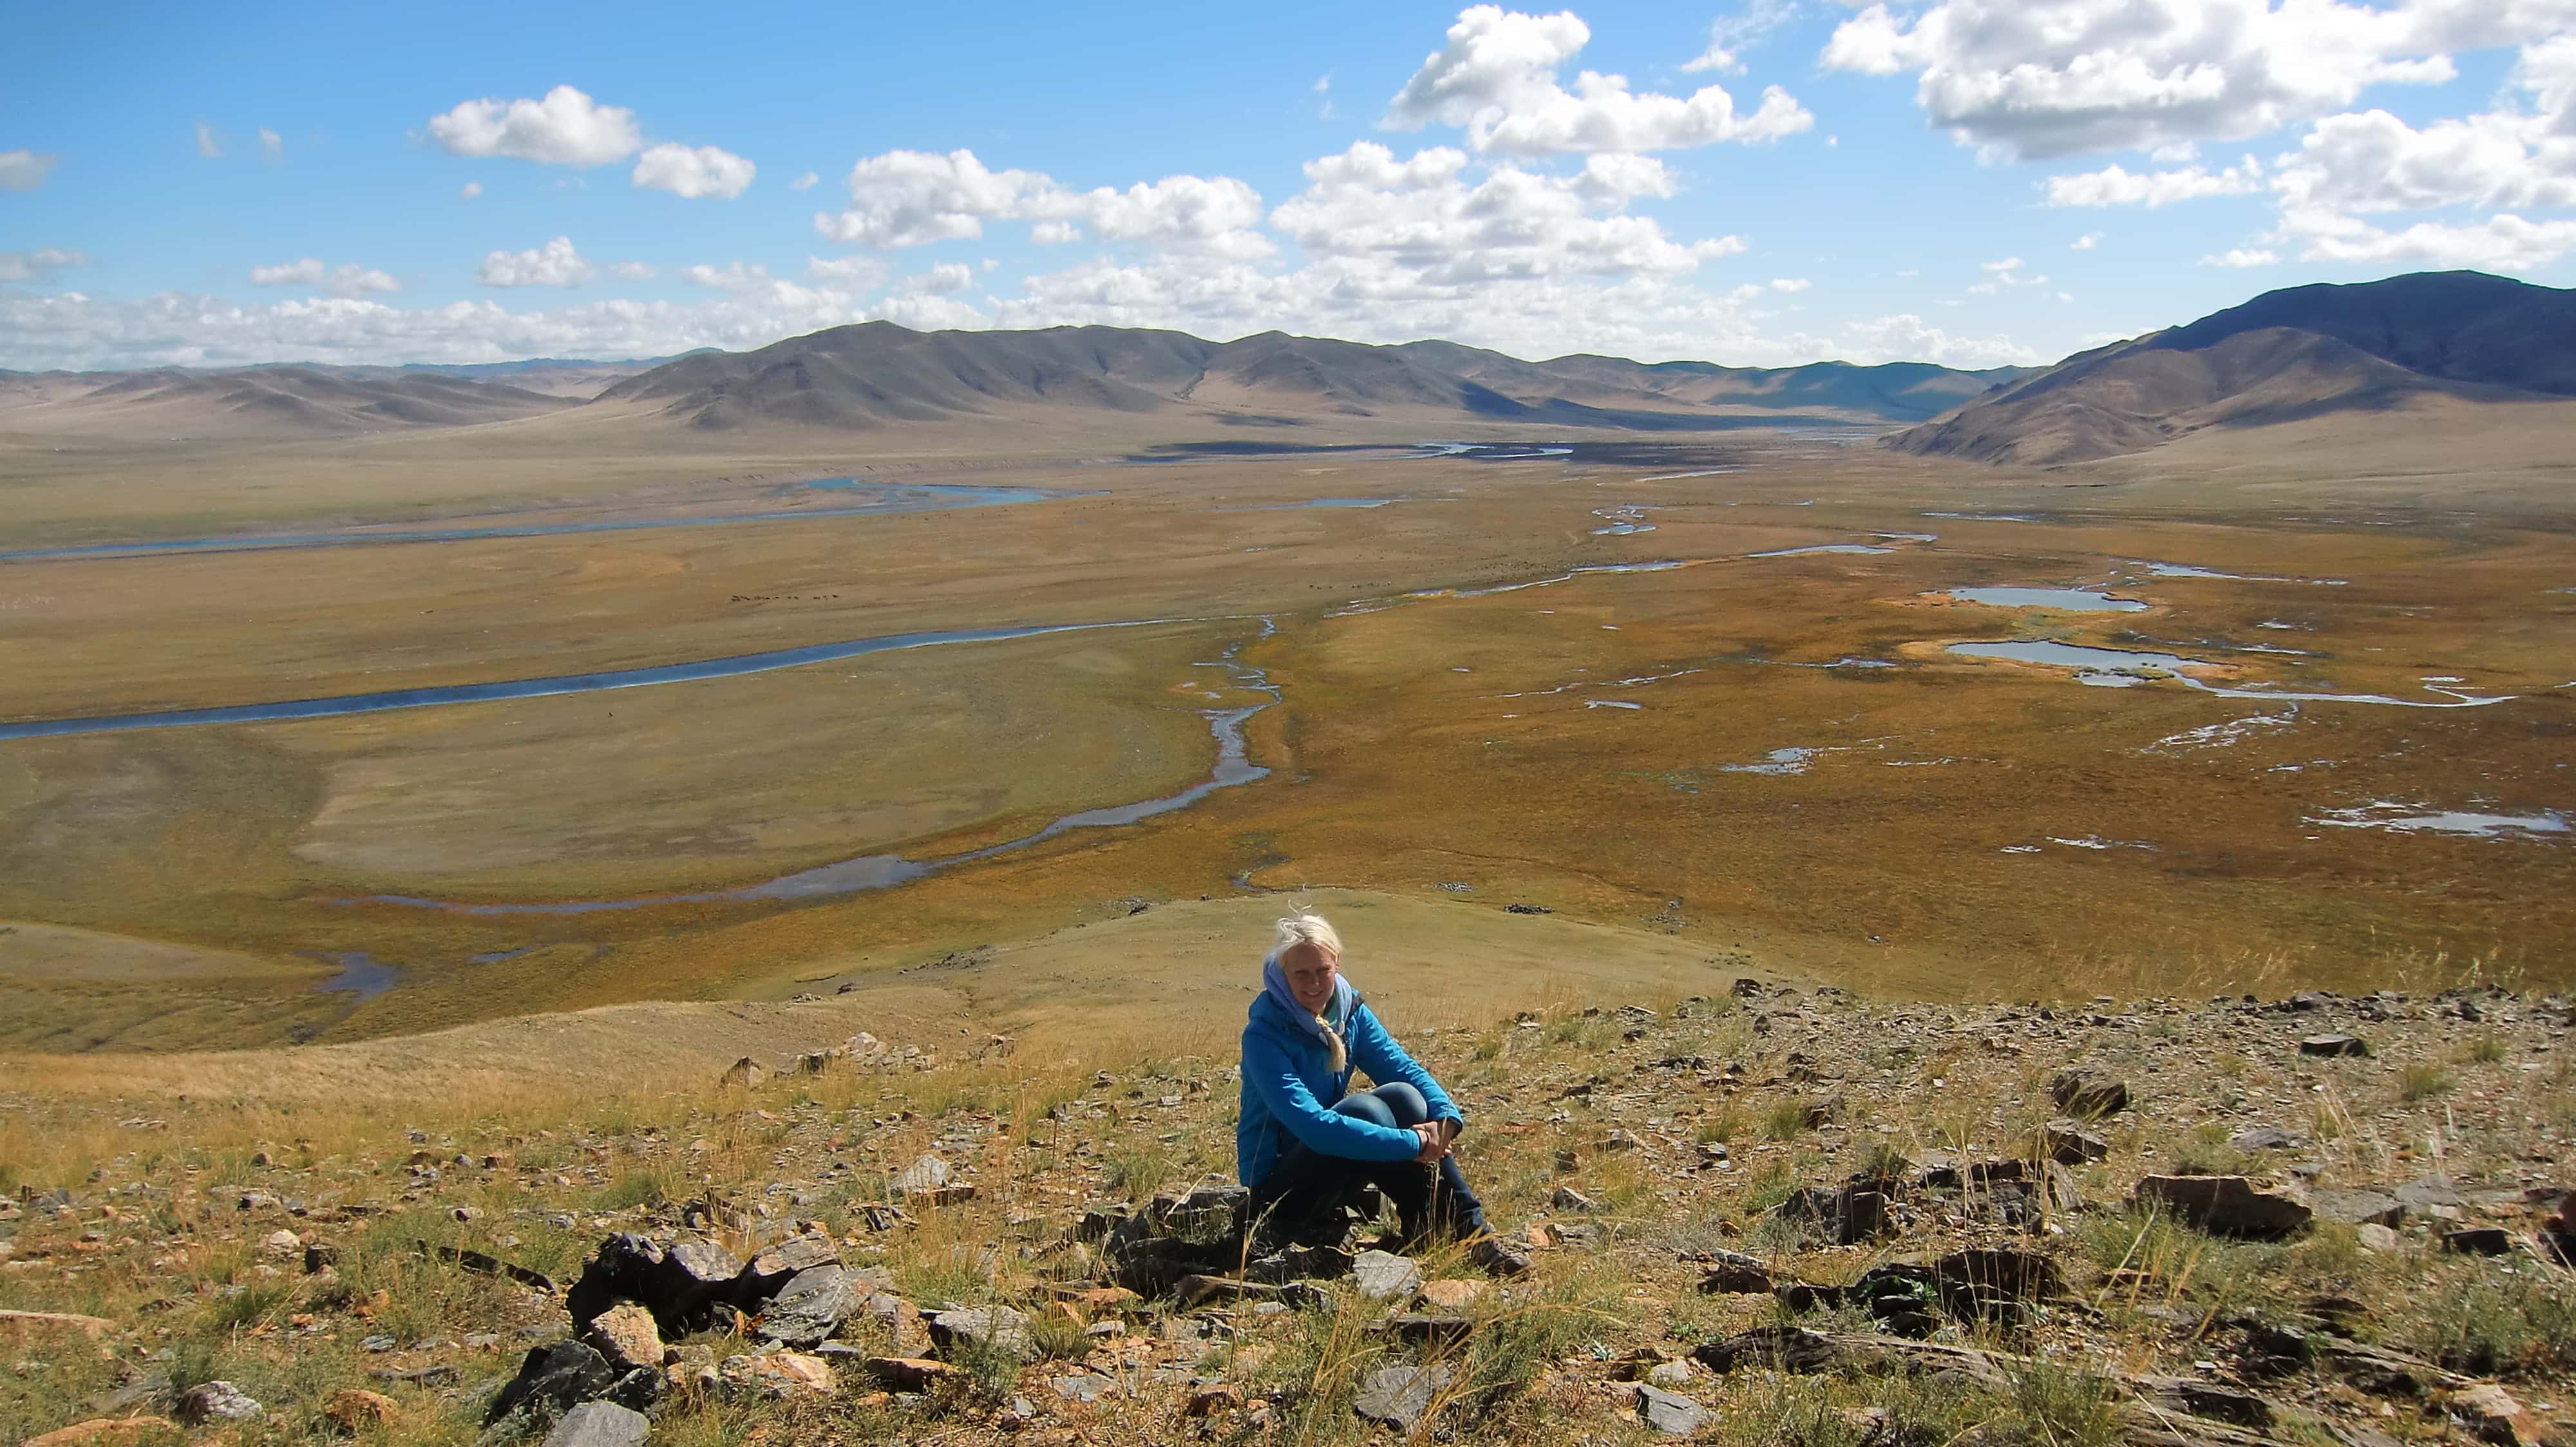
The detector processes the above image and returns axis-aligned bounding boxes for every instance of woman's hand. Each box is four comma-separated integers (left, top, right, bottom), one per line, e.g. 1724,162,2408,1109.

1412,1122,1450,1164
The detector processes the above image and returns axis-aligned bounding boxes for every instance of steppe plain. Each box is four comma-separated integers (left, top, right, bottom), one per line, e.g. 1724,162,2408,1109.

4,384,2572,1073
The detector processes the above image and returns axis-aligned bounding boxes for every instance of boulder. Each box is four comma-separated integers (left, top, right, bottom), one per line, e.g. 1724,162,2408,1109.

737,1234,840,1300
2449,1385,2546,1447
486,1341,617,1426
2298,1034,2369,1057
1698,1251,1778,1294
176,1381,263,1424
566,1234,746,1337
2135,1176,2312,1240
755,1263,857,1347
581,1301,665,1374
1774,1183,1893,1245
542,1401,650,1447
2050,1068,2131,1119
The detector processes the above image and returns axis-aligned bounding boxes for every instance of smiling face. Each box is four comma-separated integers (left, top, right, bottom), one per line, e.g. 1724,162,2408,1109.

1276,940,1340,1015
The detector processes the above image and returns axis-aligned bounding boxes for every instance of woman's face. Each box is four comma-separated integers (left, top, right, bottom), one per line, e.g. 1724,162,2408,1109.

1278,940,1340,1014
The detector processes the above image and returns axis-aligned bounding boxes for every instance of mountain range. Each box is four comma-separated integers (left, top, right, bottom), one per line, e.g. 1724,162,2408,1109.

0,329,2029,440
1890,270,2576,466
7,271,2566,459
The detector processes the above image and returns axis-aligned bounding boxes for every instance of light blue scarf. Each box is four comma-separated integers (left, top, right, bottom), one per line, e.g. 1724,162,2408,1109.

1261,950,1355,1052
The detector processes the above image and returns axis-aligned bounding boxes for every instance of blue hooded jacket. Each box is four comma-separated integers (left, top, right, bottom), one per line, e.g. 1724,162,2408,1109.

1236,987,1464,1187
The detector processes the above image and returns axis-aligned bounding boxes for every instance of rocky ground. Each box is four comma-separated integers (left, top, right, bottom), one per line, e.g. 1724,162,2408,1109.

3,981,2572,1447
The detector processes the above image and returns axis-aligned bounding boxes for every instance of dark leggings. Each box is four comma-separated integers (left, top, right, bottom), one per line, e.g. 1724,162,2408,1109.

1250,1083,1486,1246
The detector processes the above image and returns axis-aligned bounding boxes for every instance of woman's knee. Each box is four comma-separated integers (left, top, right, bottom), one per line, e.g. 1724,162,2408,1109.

1372,1082,1429,1126
1332,1091,1399,1129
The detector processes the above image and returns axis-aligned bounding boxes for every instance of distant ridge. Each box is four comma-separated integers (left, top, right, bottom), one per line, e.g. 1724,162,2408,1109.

594,323,2033,432
1891,270,2576,466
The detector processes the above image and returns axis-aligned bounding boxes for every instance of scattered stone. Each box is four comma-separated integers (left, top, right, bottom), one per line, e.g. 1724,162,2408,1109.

321,1388,398,1430
1634,1383,1712,1436
1353,1365,1450,1432
1698,1250,1777,1294
2050,1068,2132,1119
720,1350,836,1401
2228,1126,2303,1151
1419,1278,1488,1312
2135,1176,2312,1240
1051,1374,1115,1403
2136,1376,2273,1428
20,1419,177,1447
929,1305,1034,1360
862,1356,960,1391
1503,903,1553,915
1187,1384,1244,1417
1552,1185,1601,1212
2440,1227,2512,1256
2041,1119,2112,1164
2307,1189,2405,1227
1647,1359,1696,1387
0,1309,113,1336
303,1242,341,1273
737,1234,839,1298
2450,1384,2546,1447
1382,1312,1473,1346
541,1401,650,1447
2298,1034,2369,1057
892,1155,954,1197
718,1057,766,1088
2356,1224,2401,1252
755,1263,856,1347
176,1381,263,1424
582,1301,665,1374
486,1341,616,1426
1352,1249,1425,1301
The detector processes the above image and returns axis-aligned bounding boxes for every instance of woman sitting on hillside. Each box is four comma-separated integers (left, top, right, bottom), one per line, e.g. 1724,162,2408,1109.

1236,911,1524,1272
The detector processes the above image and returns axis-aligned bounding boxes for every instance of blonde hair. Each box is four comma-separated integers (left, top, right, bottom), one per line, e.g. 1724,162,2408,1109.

1269,911,1347,1072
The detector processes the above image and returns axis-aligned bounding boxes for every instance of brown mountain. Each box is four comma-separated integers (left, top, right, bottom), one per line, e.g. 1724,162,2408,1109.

6,364,578,438
1891,270,2576,466
596,322,2033,432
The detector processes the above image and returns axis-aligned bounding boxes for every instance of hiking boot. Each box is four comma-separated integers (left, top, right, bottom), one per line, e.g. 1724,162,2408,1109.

1468,1233,1531,1277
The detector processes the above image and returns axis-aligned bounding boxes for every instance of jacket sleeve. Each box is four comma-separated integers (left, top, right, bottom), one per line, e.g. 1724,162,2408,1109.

1347,1005,1465,1130
1242,1022,1424,1163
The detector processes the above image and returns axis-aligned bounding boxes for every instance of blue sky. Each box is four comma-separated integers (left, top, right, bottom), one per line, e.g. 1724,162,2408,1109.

5,0,2572,371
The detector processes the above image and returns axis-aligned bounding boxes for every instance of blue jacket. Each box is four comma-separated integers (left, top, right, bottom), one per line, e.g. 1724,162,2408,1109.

1236,988,1463,1187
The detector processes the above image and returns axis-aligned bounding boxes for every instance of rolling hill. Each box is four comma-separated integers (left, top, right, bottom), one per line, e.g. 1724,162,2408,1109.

1890,270,2576,466
0,364,580,439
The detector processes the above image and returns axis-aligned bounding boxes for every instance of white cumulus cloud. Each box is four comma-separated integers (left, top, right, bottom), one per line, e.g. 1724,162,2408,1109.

0,149,57,192
478,236,594,288
607,261,658,281
2201,247,2281,266
249,259,401,297
815,148,1270,256
2045,157,2266,208
1385,5,1812,155
790,170,819,191
1819,0,2571,160
632,142,755,199
428,85,641,166
681,260,773,290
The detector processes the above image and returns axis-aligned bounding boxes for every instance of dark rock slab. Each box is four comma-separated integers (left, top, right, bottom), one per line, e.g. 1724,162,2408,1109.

486,1341,616,1426
2137,1376,2273,1428
755,1263,857,1347
929,1305,1034,1360
737,1234,839,1301
2306,1189,2404,1227
2135,1176,2311,1240
2050,1068,2131,1119
2440,1227,2512,1256
2298,1035,2369,1057
1353,1365,1450,1432
1635,1383,1711,1435
2041,1119,2111,1164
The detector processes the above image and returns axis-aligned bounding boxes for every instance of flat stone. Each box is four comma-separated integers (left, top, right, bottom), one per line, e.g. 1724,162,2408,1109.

1698,1250,1777,1294
1352,1249,1425,1301
1647,1359,1696,1387
2356,1224,2401,1252
1636,1383,1712,1435
1552,1186,1602,1211
2135,1175,2312,1240
2041,1120,2110,1164
757,1263,856,1347
2441,1227,2513,1256
2451,1384,2546,1447
2308,1189,2405,1227
2298,1035,2369,1057
2229,1126,2304,1151
542,1401,650,1447
20,1421,178,1447
930,1305,1034,1360
2394,1175,2463,1209
1354,1365,1448,1432
2136,1376,2273,1428
739,1234,840,1298
1051,1373,1116,1403
719,1350,837,1400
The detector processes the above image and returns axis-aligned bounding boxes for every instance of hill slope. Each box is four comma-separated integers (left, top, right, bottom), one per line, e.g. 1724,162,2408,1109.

3,364,579,439
596,322,2032,432
1891,270,2576,466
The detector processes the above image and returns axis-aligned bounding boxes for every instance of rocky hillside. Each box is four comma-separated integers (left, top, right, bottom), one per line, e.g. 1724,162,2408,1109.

1890,271,2576,466
593,323,2029,432
3,983,2570,1446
